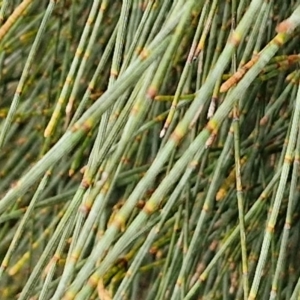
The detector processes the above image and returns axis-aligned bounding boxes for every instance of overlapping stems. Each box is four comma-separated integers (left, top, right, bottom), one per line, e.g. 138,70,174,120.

1,1,300,299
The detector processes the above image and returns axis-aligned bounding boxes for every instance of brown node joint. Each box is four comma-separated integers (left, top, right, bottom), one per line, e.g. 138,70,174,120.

70,252,80,262
88,274,99,288
79,203,92,215
135,135,142,142
87,84,95,93
266,223,275,233
187,45,196,63
205,133,216,148
229,126,234,134
211,96,218,102
206,119,218,134
147,86,158,99
81,178,91,189
16,88,22,96
110,112,120,120
83,51,91,60
69,169,75,177
63,291,76,300
273,34,286,47
46,169,52,176
189,160,198,168
236,186,243,192
260,115,268,126
260,192,267,200
270,290,277,298
126,270,132,278
135,46,142,55
143,201,156,215
276,20,293,33
100,3,108,11
11,180,22,189
229,31,241,47
86,17,95,26
202,203,210,212
53,253,61,261
248,293,256,300
136,200,145,209
121,156,130,164
284,155,293,164
149,246,158,255
111,214,126,230
80,165,87,174
139,48,150,60
102,182,110,193
65,75,74,84
216,189,225,201
70,122,80,132
209,240,218,251
110,69,118,78
131,104,139,115
176,278,183,287
199,273,207,282
170,127,185,144
80,119,93,133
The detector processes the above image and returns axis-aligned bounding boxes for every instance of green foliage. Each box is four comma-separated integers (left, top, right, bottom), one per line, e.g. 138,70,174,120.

0,0,300,299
